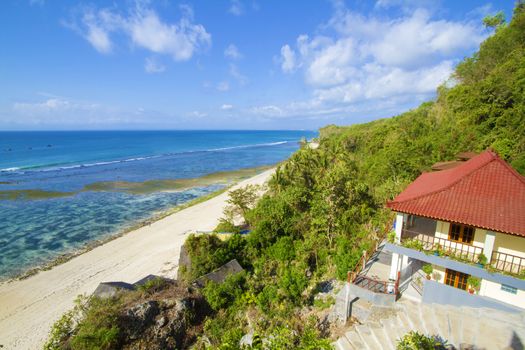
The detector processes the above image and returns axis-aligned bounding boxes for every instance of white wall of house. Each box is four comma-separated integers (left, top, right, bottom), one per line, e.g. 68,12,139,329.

435,221,449,240
479,279,525,309
494,233,525,260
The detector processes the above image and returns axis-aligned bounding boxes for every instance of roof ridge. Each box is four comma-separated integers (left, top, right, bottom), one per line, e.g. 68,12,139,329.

494,155,525,185
388,150,497,205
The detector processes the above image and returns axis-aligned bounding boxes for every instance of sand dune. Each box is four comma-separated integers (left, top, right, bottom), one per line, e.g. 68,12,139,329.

0,168,274,350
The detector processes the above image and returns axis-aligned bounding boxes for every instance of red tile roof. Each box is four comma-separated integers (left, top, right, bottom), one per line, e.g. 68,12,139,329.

387,150,525,237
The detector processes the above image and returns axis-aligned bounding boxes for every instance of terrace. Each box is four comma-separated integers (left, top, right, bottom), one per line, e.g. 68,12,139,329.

398,216,525,277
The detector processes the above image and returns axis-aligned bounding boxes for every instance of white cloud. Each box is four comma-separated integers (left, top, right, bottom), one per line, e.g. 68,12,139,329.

68,3,211,62
250,105,284,117
277,4,487,116
13,98,99,114
229,64,248,85
224,44,242,60
217,81,230,92
228,0,244,16
280,44,297,73
144,57,166,73
221,104,234,110
189,110,207,118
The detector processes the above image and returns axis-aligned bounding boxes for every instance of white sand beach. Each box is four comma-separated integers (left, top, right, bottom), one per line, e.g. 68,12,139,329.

0,168,274,350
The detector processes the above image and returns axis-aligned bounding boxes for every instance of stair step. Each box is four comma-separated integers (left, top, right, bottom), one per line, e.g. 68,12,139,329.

345,330,365,350
356,324,382,350
395,311,411,333
476,318,514,350
420,304,440,337
447,308,462,347
334,336,354,350
402,305,427,334
458,311,478,346
370,323,395,350
432,306,451,340
380,317,402,346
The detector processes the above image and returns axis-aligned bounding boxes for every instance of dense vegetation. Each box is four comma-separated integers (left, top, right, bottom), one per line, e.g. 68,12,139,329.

46,3,525,349
185,5,525,347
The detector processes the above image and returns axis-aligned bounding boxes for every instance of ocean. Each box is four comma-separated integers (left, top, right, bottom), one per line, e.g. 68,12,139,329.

0,130,315,279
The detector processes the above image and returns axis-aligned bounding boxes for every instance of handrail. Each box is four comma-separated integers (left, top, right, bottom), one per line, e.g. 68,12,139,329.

410,269,426,296
492,251,525,275
401,229,482,263
354,275,388,294
346,216,397,295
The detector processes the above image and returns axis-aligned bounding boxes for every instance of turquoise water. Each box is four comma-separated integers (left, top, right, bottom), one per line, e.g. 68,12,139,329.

0,130,315,279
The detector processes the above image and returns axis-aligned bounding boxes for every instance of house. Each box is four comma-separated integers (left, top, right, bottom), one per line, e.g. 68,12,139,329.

385,150,525,310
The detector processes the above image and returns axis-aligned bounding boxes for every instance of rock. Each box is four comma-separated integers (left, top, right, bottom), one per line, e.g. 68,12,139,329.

155,316,168,329
240,331,254,347
124,301,160,340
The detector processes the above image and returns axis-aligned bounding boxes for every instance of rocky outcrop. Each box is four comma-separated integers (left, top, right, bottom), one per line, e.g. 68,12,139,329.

116,284,211,349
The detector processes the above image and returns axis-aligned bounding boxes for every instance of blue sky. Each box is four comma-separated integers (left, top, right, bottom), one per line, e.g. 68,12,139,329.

0,0,515,130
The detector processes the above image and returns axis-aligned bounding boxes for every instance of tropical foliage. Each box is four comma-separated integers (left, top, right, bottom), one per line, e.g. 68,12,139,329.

187,5,525,347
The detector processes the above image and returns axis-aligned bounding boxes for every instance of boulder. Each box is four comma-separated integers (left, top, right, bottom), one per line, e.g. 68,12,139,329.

124,301,160,340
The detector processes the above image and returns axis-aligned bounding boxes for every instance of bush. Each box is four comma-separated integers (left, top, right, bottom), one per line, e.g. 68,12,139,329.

397,331,446,350
44,310,75,350
214,219,241,234
422,264,433,276
203,272,246,310
136,277,168,294
45,295,122,350
467,276,481,291
278,267,307,303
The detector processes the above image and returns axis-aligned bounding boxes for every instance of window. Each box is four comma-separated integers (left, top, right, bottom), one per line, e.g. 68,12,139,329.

444,269,469,290
448,223,474,244
501,284,517,294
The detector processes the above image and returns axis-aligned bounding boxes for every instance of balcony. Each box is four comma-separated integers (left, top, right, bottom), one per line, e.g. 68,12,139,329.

401,229,482,264
492,251,525,276
399,228,525,277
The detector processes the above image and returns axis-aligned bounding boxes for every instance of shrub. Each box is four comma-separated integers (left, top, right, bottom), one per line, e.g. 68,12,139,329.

422,264,433,277
397,331,447,350
69,296,121,350
477,253,488,265
45,295,122,350
203,272,246,310
467,276,481,291
214,219,241,234
278,267,307,303
403,239,424,251
387,231,397,243
44,310,75,350
136,277,167,294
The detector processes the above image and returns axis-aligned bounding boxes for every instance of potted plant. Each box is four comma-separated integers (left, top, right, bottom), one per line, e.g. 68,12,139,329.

433,243,442,256
422,264,433,280
476,253,488,267
467,276,481,294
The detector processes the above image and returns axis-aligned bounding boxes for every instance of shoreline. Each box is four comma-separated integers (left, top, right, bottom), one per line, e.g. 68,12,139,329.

0,167,275,349
4,165,274,282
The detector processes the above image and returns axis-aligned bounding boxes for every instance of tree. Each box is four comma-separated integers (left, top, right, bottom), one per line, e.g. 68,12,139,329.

225,184,260,225
483,11,505,29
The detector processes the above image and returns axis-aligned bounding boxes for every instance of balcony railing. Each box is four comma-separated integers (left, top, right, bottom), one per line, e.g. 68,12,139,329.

354,275,389,294
492,251,525,276
401,229,482,263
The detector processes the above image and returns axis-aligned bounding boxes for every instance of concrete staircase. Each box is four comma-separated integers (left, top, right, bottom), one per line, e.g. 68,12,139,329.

333,299,525,350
